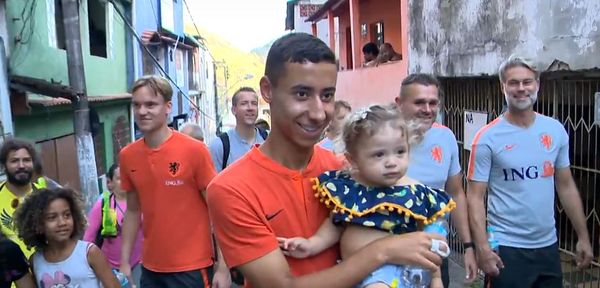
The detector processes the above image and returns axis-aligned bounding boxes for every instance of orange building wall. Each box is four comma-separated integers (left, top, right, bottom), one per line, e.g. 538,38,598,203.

333,0,409,110
337,0,402,69
359,0,402,54
335,61,407,109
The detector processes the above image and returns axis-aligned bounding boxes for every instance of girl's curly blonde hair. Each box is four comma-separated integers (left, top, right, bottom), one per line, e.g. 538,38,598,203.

341,104,420,155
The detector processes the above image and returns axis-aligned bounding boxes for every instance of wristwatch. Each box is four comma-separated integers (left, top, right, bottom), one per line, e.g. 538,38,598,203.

463,242,475,249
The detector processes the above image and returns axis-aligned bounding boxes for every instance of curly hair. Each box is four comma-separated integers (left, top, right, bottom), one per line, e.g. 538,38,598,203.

13,188,87,250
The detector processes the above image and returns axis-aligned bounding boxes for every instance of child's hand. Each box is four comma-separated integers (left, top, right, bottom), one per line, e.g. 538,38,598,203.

277,237,313,259
430,276,443,288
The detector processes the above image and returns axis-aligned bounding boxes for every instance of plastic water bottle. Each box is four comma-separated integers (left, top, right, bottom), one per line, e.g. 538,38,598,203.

113,269,130,288
401,217,450,288
487,225,499,253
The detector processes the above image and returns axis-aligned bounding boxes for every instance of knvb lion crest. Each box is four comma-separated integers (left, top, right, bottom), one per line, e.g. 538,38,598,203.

168,162,180,176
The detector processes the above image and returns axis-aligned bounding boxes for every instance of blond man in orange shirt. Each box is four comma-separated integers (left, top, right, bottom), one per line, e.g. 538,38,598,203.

119,75,230,288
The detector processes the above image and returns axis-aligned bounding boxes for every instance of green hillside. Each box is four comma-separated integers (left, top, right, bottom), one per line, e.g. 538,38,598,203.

184,25,266,100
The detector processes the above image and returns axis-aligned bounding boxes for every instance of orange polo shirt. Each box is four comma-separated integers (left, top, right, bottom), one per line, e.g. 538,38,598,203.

119,131,216,272
207,146,342,283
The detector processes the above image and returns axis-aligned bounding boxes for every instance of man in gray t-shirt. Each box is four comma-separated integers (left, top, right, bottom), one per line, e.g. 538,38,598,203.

467,56,592,288
209,87,266,172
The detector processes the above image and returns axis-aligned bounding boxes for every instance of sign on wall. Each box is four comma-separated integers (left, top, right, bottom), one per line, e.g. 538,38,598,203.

299,4,323,17
463,110,488,151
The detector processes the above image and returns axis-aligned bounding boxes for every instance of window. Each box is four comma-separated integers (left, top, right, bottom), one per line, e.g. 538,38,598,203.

54,0,66,49
188,50,198,91
142,45,156,75
370,21,384,47
87,0,107,58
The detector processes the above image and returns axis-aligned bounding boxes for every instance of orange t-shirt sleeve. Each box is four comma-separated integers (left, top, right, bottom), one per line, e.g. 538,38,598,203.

194,143,217,191
206,182,279,268
119,150,134,192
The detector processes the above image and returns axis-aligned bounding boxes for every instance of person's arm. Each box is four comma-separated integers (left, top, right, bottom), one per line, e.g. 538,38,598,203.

88,244,120,288
466,133,503,276
239,232,444,288
467,180,502,276
83,199,103,243
445,174,476,283
446,132,477,282
207,181,444,288
208,137,224,173
119,189,141,277
555,167,592,268
14,274,35,288
278,217,342,258
3,239,35,288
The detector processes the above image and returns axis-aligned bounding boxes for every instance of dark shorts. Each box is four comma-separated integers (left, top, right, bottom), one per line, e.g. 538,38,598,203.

141,266,213,288
485,242,562,288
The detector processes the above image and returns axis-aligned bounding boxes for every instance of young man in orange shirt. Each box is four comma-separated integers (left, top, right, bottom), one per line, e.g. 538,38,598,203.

207,33,446,288
119,75,230,288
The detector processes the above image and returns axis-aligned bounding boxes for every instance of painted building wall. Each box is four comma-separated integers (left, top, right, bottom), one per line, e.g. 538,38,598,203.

133,0,193,122
6,0,128,96
337,0,403,70
332,0,409,109
409,0,600,76
13,102,130,170
199,49,218,144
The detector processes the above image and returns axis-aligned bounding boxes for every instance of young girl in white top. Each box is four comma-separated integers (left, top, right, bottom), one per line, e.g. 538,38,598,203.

14,187,120,288
279,104,455,288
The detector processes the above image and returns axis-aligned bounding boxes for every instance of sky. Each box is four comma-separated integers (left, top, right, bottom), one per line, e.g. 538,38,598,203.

186,0,288,51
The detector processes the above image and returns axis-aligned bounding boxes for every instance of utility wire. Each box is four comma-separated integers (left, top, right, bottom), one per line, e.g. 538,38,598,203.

108,0,215,121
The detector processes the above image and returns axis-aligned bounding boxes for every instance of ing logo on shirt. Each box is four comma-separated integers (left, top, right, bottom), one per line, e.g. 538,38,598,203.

169,162,180,176
540,134,553,151
431,145,443,164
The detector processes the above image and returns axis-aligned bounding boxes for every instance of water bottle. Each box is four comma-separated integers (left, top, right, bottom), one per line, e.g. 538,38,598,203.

113,269,130,288
487,225,499,253
401,217,450,288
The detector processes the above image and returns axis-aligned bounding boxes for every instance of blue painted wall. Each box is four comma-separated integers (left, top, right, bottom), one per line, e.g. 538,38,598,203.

133,0,192,123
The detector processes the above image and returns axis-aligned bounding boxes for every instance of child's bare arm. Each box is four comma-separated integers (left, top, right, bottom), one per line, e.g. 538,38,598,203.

278,217,342,258
88,244,121,288
430,267,443,288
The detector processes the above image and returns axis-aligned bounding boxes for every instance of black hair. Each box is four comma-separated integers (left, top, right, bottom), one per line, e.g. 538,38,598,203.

265,33,336,87
362,42,379,56
0,138,40,171
231,87,257,107
107,163,119,180
13,188,87,250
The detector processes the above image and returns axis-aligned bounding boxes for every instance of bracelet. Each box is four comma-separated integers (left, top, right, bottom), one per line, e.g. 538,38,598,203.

463,242,475,249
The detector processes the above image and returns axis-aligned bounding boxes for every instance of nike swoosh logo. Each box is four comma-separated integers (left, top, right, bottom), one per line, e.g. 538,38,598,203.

265,209,283,221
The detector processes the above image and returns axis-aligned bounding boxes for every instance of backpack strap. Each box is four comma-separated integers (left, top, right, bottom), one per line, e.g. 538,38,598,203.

219,133,230,171
257,128,268,140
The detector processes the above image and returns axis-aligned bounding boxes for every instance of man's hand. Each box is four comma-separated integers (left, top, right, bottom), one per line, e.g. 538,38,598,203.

119,262,135,287
212,263,232,288
476,248,503,276
277,237,314,259
463,248,478,284
576,238,593,269
382,232,445,270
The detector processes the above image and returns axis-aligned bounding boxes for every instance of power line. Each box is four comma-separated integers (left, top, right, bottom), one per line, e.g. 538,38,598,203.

181,0,214,60
107,0,215,121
